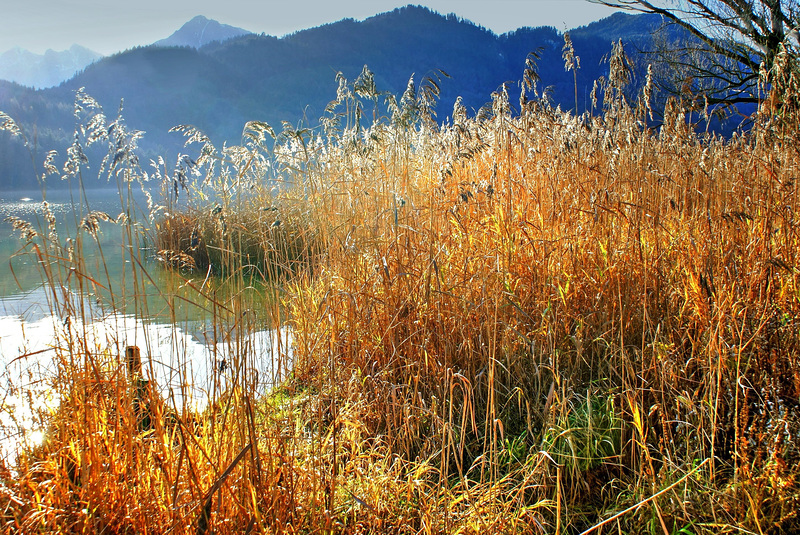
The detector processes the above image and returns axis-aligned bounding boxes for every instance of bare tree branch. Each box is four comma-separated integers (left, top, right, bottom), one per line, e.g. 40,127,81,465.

591,0,799,108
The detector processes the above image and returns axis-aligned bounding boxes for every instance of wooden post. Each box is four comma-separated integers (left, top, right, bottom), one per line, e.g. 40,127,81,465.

126,345,142,377
125,345,152,431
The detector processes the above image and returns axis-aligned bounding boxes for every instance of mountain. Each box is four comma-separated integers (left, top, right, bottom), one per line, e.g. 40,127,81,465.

0,45,102,89
0,7,686,190
0,16,248,90
569,10,666,41
153,15,251,49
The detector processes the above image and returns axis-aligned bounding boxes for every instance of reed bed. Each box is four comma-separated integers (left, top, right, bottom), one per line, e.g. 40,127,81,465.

1,55,799,534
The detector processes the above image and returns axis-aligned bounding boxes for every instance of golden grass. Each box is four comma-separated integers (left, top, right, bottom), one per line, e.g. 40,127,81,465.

2,63,800,533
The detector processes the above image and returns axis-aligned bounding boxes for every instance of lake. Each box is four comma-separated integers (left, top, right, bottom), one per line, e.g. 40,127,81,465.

0,188,291,462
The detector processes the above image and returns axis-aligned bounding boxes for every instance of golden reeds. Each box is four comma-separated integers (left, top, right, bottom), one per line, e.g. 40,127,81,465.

2,56,800,534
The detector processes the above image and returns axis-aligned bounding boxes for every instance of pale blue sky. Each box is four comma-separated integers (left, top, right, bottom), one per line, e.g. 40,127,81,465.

2,0,620,55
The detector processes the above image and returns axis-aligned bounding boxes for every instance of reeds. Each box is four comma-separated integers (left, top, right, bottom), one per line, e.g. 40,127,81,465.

1,54,799,534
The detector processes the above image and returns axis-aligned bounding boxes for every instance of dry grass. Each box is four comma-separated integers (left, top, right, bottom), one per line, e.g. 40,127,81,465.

1,57,800,534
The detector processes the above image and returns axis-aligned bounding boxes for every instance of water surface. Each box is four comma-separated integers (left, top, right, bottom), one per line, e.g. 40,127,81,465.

0,188,290,462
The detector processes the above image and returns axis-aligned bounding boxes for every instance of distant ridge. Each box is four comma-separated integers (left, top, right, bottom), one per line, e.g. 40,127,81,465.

154,16,251,49
0,45,102,89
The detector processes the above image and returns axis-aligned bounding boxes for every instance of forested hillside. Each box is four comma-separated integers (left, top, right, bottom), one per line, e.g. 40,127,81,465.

0,7,684,189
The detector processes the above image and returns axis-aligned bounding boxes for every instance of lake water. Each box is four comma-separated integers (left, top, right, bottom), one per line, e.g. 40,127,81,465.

0,188,291,462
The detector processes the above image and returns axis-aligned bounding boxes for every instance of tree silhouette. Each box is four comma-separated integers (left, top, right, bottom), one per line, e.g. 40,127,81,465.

592,0,799,106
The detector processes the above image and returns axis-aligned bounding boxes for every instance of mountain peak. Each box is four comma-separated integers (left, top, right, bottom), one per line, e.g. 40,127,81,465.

154,16,251,49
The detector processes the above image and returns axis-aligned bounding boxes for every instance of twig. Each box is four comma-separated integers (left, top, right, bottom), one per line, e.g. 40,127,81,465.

579,458,710,535
196,442,253,535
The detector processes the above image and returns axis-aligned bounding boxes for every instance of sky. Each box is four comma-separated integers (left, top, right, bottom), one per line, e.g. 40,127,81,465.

1,0,621,56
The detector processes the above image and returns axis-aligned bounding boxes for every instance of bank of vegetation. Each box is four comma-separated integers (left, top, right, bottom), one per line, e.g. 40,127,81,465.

1,38,799,534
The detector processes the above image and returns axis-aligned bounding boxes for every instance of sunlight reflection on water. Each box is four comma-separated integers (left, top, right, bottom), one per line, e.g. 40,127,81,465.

0,190,293,465
0,307,292,463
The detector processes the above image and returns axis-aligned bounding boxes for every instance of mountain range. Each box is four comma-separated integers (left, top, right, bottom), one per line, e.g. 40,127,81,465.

0,45,102,89
0,16,251,89
0,6,684,190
